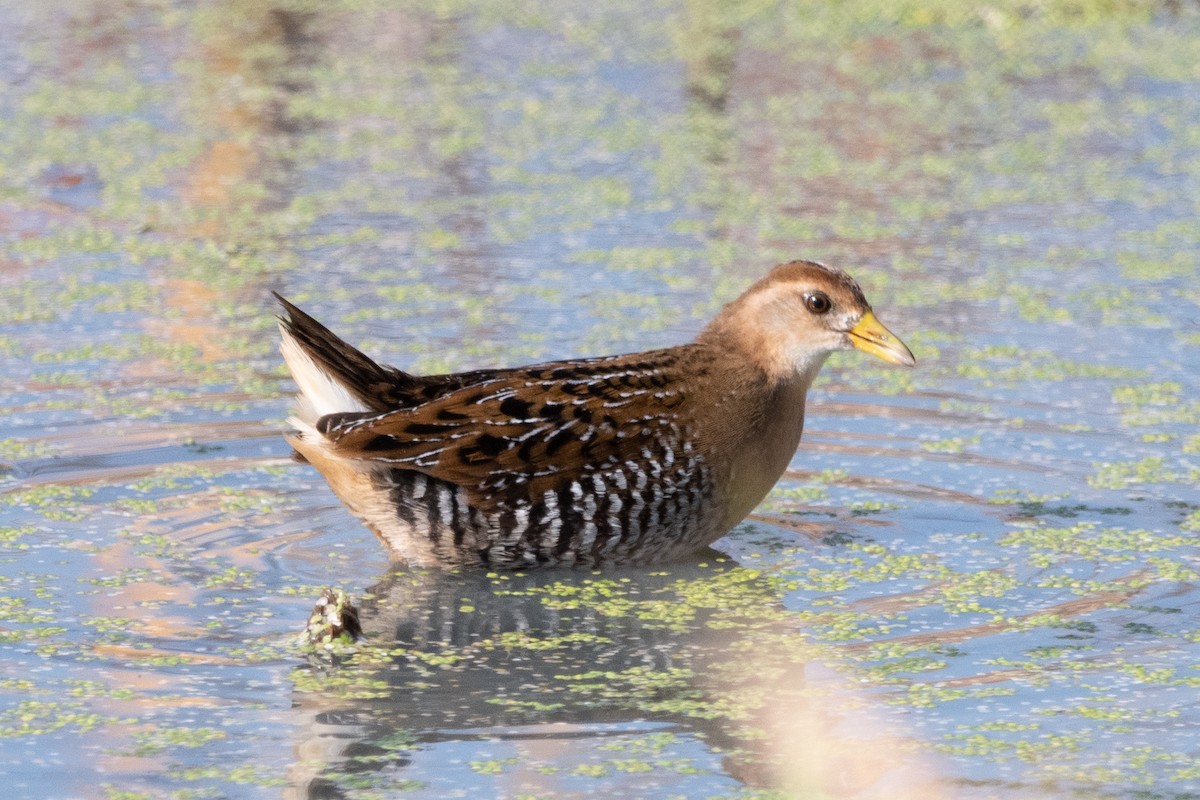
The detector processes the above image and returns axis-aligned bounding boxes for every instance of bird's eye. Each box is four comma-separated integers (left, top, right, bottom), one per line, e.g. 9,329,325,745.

804,292,832,315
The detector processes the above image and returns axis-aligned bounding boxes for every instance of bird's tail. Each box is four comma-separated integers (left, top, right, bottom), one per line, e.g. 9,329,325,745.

275,295,436,559
275,293,398,431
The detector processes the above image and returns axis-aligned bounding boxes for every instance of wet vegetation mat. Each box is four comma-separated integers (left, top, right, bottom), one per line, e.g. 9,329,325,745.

1,0,1198,797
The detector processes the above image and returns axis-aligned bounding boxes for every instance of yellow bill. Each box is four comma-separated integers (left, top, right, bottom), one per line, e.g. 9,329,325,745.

848,310,916,367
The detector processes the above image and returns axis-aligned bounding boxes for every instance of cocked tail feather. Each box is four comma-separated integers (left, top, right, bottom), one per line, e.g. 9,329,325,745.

275,292,406,421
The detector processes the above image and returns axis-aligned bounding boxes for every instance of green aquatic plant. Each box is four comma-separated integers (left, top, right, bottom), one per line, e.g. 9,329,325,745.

1090,456,1197,489
1000,522,1193,564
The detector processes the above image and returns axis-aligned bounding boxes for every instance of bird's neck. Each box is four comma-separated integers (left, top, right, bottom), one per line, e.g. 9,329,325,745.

687,341,828,532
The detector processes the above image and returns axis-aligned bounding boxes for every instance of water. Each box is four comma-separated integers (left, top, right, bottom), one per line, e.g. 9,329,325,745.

2,2,1199,798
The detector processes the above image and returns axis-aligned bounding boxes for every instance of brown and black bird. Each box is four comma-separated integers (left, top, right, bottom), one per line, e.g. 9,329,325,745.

277,260,914,569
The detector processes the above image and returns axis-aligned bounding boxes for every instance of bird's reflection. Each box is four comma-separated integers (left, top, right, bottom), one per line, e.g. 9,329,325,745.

286,553,948,799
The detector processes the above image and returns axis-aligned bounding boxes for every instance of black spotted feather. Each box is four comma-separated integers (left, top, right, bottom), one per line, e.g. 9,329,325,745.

318,350,695,511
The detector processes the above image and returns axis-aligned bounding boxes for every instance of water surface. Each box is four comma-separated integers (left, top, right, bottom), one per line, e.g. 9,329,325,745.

2,2,1199,798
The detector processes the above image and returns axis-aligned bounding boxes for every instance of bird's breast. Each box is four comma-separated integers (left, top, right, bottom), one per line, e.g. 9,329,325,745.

710,379,810,531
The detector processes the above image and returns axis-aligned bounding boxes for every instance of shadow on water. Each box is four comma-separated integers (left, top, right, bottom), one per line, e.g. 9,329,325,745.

285,556,954,799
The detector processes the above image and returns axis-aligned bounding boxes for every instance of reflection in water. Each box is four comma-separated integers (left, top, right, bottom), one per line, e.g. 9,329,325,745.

155,3,325,359
85,0,327,657
286,558,949,799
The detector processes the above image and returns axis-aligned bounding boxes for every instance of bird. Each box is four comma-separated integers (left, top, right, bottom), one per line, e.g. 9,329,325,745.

276,259,914,569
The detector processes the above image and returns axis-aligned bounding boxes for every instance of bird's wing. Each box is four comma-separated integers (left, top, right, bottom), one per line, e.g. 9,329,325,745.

317,350,696,511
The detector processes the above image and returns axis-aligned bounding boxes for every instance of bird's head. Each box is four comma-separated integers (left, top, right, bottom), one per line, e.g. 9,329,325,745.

701,260,915,382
